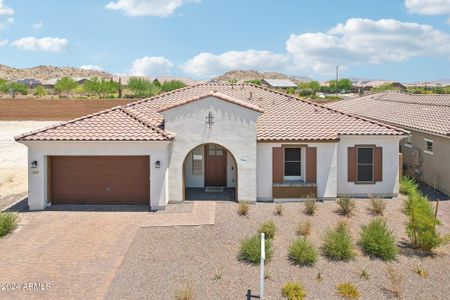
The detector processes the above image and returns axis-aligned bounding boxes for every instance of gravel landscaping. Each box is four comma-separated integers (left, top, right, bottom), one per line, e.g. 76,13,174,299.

107,197,450,299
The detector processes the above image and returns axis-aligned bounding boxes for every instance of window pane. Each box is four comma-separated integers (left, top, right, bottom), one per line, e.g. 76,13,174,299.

285,148,300,161
426,141,433,152
285,162,301,176
357,148,373,164
357,165,373,182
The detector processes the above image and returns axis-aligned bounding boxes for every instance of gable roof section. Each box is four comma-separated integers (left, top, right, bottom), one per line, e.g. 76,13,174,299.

326,91,450,137
157,91,264,113
262,79,297,88
16,83,405,142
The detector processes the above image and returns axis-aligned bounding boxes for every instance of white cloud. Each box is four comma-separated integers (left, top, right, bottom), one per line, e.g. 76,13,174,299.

0,38,7,47
0,0,13,15
11,37,69,53
105,0,200,17
405,0,450,15
80,65,104,71
32,20,43,30
182,50,290,78
130,56,174,76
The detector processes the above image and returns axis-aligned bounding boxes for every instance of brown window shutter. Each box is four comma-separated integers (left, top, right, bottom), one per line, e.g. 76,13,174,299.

374,146,383,182
272,147,283,183
347,147,356,182
305,147,317,183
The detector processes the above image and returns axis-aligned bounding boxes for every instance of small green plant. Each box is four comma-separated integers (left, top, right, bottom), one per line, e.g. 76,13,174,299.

416,260,428,278
274,203,284,216
368,196,386,216
175,282,195,300
0,212,18,237
336,196,356,217
264,269,272,280
359,269,369,280
358,218,397,261
258,220,277,239
296,220,311,236
239,234,273,264
237,203,250,216
385,266,403,298
288,238,318,266
338,282,361,299
281,282,307,300
316,271,323,282
399,176,418,196
303,197,317,216
322,221,355,261
211,267,224,281
336,282,360,299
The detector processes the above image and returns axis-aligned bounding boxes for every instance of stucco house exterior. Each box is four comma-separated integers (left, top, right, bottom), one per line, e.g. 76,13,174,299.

327,91,450,196
16,84,406,210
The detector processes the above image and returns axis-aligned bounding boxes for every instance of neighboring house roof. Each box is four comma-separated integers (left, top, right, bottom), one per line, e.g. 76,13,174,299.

262,79,297,88
16,78,41,86
326,91,450,137
16,83,405,142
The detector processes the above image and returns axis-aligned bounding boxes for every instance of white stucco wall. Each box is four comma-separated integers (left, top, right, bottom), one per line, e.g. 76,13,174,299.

161,96,261,203
20,141,170,210
256,142,338,201
337,135,403,197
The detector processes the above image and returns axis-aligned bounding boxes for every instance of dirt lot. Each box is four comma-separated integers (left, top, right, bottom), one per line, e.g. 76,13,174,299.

0,121,60,210
107,199,450,300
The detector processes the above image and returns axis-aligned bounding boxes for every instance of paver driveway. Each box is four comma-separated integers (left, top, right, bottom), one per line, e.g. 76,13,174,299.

0,202,215,299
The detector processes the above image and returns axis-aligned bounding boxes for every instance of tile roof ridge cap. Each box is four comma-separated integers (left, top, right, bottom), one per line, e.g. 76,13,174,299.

119,107,174,140
14,105,126,141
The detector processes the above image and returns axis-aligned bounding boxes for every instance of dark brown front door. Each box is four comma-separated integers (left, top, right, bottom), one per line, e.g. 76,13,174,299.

50,156,150,205
205,145,227,186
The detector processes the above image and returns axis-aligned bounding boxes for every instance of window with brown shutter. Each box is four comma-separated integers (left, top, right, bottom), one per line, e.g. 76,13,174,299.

305,147,317,183
374,147,383,182
347,147,356,182
272,147,283,183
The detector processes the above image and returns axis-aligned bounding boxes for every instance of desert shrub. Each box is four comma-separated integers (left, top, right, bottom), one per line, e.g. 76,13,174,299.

175,282,195,300
416,260,428,278
288,238,318,266
322,221,355,261
239,234,273,264
0,212,18,237
281,282,307,300
359,269,369,280
237,203,250,216
258,220,277,239
358,218,397,261
403,187,448,252
399,176,418,196
274,203,284,216
304,198,317,216
336,282,360,299
336,196,356,217
368,196,386,215
296,220,311,236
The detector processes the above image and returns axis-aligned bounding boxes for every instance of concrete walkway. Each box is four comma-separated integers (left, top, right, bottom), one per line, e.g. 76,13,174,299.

0,201,216,299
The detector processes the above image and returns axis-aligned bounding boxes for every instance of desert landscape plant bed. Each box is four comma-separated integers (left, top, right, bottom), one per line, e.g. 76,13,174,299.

288,237,318,266
358,218,398,261
107,199,450,299
322,221,355,261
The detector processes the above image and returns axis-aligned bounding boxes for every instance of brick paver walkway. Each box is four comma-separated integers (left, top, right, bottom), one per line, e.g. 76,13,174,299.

0,201,216,299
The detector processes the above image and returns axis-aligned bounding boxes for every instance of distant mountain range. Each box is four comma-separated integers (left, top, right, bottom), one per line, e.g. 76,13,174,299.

210,70,312,83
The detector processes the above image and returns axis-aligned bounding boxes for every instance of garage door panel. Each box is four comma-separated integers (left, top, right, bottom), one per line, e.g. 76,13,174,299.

51,156,150,205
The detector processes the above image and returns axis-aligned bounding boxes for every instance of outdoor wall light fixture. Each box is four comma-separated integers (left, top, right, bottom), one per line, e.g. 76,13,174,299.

205,112,214,128
31,161,38,168
155,160,161,168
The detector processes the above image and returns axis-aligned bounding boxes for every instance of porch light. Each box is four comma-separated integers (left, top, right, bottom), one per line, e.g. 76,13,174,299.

31,161,38,169
155,160,161,168
205,112,214,128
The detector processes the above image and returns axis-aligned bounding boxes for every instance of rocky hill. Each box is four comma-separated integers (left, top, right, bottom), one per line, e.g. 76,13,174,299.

210,70,311,83
0,64,114,81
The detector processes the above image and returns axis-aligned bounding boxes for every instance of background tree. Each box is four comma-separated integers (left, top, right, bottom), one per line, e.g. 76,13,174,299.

161,80,186,92
83,77,120,98
33,86,48,97
54,77,78,96
127,77,160,98
329,78,353,93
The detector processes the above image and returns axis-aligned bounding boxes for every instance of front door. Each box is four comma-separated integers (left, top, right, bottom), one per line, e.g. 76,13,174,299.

205,144,227,186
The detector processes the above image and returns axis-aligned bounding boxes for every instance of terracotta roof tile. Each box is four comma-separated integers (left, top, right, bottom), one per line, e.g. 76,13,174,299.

16,84,405,142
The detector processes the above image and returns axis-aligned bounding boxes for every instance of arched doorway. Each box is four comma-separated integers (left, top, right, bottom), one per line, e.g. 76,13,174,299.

182,143,238,201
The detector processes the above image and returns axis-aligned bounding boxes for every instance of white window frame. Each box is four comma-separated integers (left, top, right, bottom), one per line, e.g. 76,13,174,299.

283,147,302,181
424,138,433,155
404,135,413,148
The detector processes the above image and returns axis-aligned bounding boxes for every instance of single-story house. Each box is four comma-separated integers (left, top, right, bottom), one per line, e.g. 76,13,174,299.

16,84,406,210
327,91,450,196
16,78,42,89
261,79,297,89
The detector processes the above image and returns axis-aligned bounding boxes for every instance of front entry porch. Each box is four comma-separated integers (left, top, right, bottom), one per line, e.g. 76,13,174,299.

185,187,236,201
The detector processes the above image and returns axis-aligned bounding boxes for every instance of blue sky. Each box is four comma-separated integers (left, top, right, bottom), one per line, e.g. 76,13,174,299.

1,0,450,81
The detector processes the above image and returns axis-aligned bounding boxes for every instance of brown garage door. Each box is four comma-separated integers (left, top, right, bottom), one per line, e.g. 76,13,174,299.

50,156,150,205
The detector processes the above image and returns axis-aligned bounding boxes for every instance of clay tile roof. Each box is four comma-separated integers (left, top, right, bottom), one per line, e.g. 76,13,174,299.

157,91,264,113
16,83,405,142
326,91,450,137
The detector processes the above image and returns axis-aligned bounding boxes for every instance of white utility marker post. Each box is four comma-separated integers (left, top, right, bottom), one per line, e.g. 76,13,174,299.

260,232,265,299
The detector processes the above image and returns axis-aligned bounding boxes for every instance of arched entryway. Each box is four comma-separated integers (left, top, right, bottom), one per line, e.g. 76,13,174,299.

182,143,238,201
